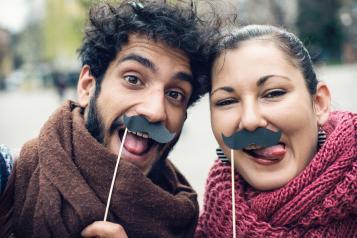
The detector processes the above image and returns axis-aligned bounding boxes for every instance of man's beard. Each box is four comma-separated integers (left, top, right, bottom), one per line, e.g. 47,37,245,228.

85,92,105,144
148,132,182,180
84,90,182,175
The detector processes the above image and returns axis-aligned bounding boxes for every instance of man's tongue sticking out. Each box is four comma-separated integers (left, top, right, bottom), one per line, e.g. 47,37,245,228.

124,133,149,155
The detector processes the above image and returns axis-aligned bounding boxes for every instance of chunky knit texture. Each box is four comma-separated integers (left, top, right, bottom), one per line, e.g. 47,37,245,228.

196,111,356,237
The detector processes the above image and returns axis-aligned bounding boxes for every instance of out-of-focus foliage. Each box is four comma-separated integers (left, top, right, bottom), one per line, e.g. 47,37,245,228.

297,0,344,63
42,0,86,70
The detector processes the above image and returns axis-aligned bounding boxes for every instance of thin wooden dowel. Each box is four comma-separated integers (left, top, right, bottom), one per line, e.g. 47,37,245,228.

231,149,236,238
104,128,128,221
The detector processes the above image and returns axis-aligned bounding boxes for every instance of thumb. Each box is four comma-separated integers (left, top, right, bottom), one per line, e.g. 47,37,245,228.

81,221,128,238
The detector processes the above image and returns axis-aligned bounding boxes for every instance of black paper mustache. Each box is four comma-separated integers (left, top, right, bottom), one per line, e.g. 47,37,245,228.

222,128,282,150
123,115,176,144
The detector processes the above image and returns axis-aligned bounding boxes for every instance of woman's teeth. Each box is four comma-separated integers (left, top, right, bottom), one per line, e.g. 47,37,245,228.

244,144,262,150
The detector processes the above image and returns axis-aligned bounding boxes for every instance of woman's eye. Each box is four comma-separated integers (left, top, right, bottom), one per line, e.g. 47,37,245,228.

264,89,286,98
166,90,185,103
215,98,238,107
123,75,143,86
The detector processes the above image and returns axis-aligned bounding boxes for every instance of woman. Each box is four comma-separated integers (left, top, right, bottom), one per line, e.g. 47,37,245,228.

196,25,356,237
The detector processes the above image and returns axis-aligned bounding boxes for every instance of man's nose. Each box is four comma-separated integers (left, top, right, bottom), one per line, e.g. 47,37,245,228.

135,89,167,123
238,100,267,132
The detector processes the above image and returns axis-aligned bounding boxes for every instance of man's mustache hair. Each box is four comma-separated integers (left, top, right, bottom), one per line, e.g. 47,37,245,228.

124,115,176,144
222,127,282,150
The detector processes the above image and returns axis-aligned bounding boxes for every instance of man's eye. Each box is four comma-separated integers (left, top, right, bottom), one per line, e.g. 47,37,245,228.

264,89,286,98
123,75,143,86
215,98,238,107
166,90,185,103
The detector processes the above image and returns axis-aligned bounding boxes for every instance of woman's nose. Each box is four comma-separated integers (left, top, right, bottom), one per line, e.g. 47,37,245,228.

239,101,267,132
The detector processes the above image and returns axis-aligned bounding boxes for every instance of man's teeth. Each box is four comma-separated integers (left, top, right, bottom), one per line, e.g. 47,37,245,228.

127,129,149,139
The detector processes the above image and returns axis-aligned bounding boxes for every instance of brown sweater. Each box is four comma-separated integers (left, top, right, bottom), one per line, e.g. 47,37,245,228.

2,101,198,237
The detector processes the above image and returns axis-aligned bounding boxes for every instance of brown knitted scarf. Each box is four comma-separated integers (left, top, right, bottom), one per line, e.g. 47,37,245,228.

11,101,198,237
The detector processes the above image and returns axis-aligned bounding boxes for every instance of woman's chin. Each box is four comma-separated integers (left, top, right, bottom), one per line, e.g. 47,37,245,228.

243,171,295,191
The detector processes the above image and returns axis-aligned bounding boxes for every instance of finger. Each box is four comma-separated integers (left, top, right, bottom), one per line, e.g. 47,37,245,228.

81,221,128,238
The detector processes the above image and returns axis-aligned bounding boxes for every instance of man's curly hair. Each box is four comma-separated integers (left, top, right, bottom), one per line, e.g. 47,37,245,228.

78,0,217,107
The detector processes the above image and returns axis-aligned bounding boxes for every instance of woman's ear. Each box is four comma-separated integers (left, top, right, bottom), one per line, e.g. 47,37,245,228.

313,82,331,125
77,65,96,108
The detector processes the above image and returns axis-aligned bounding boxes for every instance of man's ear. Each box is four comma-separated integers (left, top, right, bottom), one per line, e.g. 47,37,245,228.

313,82,331,126
77,65,96,107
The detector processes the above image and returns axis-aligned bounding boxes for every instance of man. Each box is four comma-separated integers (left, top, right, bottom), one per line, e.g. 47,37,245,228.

0,1,216,237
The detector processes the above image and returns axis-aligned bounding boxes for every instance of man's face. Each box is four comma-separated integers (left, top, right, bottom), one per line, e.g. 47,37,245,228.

78,35,193,175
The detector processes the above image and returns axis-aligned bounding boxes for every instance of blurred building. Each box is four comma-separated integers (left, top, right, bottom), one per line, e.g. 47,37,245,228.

0,27,13,89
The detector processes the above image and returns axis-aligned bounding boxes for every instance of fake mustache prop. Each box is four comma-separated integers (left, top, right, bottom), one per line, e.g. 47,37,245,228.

222,127,282,150
124,115,176,144
221,127,282,238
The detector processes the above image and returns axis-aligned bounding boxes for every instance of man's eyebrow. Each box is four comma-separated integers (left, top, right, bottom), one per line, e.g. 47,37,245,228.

210,86,235,96
118,54,156,72
257,74,290,87
173,72,193,83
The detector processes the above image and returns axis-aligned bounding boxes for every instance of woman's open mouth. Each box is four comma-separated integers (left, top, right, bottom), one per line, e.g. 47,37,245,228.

242,143,286,165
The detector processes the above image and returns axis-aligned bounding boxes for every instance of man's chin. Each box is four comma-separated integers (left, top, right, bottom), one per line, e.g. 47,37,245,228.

107,130,182,176
120,145,160,175
147,134,181,178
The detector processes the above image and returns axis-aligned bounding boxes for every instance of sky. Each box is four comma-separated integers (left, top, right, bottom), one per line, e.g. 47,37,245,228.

0,0,28,32
0,0,43,33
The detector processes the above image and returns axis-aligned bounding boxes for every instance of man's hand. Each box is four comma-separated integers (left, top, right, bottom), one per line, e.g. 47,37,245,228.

81,221,128,238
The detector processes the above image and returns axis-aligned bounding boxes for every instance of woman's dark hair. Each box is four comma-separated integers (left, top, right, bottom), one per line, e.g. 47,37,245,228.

78,0,218,107
210,25,318,94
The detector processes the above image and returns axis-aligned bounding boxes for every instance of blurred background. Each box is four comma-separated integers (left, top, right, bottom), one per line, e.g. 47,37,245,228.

0,0,356,206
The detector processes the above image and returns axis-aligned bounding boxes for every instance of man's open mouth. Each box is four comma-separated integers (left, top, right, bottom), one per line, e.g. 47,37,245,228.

242,142,286,160
118,128,159,156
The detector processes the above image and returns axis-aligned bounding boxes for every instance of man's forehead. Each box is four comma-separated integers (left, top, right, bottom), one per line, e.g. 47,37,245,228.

118,34,191,67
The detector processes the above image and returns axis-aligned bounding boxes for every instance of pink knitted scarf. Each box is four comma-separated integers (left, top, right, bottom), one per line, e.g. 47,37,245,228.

196,111,356,237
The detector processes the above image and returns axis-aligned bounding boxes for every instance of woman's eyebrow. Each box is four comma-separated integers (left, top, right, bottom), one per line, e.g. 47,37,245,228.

257,75,291,87
210,86,235,96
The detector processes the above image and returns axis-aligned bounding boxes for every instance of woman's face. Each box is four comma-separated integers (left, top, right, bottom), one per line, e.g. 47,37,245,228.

210,40,330,190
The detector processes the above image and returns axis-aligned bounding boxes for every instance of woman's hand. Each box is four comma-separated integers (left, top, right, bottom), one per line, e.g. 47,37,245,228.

81,221,128,238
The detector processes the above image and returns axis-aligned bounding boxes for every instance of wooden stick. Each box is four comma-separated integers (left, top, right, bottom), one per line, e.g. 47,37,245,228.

104,128,128,221
231,149,236,238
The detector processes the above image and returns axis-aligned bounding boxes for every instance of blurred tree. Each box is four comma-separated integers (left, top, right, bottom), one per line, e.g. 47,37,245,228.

42,0,86,71
297,0,344,63
339,0,357,63
78,0,93,9
0,28,12,90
